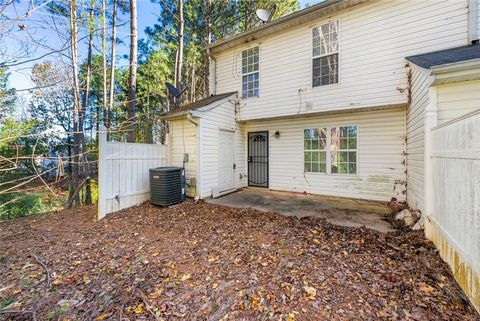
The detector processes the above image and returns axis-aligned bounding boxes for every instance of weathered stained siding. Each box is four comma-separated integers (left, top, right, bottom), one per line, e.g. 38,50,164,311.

168,119,197,197
245,108,406,202
199,99,247,198
407,76,480,213
406,66,431,213
437,80,480,124
214,0,469,121
427,110,480,312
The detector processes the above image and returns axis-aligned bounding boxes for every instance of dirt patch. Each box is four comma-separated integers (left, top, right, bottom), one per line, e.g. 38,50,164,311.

0,201,478,320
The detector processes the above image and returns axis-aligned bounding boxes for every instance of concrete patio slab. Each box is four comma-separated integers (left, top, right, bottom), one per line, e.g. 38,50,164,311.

206,188,393,233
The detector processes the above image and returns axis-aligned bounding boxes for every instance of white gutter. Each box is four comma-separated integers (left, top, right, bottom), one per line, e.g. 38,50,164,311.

160,109,202,121
430,58,480,75
186,112,199,126
430,58,480,85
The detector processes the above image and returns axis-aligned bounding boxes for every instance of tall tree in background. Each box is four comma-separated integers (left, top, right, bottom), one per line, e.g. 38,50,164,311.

236,0,299,32
127,0,138,142
80,0,96,206
107,0,118,135
68,0,83,206
174,0,184,97
145,0,298,103
101,0,107,137
204,0,212,95
0,68,15,117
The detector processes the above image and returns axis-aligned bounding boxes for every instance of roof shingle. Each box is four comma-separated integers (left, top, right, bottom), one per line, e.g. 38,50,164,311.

163,92,237,116
405,44,480,69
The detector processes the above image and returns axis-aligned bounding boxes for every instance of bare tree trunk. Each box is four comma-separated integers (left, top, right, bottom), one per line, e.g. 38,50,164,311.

81,0,95,206
68,0,82,207
190,63,195,102
127,0,137,143
107,0,117,138
101,0,107,136
204,0,212,96
175,0,184,105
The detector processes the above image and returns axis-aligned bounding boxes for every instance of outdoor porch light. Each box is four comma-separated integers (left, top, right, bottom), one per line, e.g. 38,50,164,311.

274,131,280,138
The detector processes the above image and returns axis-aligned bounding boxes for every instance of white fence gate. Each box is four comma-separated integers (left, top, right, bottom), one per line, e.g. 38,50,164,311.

427,109,480,312
97,128,167,219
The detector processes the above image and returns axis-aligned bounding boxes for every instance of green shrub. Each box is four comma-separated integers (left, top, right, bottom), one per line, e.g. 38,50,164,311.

0,190,66,221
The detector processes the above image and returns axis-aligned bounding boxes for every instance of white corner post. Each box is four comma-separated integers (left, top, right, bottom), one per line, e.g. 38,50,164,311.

97,125,107,219
468,0,478,43
423,84,438,235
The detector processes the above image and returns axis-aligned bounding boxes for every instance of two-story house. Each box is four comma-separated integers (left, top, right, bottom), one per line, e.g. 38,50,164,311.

163,0,479,210
159,0,480,309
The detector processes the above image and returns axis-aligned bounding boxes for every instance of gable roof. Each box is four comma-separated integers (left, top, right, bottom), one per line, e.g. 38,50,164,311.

405,44,480,69
206,0,369,54
163,92,237,117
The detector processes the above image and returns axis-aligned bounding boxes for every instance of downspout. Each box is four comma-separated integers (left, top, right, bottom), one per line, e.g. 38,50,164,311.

468,0,479,43
186,112,201,201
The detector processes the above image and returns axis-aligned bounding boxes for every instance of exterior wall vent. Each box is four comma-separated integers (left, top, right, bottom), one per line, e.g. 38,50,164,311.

149,167,185,206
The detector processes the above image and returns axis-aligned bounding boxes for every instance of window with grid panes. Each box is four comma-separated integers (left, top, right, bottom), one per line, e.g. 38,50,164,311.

330,126,357,174
312,21,339,87
241,46,259,98
304,128,327,173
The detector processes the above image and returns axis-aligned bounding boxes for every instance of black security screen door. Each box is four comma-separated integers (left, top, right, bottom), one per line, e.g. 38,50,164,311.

248,131,269,187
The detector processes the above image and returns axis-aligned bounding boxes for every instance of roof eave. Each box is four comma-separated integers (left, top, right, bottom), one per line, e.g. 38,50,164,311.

430,58,480,75
160,110,202,121
206,0,369,54
430,59,480,85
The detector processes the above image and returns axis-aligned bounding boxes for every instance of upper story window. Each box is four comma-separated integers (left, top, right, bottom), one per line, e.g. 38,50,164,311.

242,46,259,98
312,21,339,87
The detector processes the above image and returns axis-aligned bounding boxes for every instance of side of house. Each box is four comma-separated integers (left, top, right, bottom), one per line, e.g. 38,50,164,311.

405,66,431,214
165,93,247,199
206,0,475,208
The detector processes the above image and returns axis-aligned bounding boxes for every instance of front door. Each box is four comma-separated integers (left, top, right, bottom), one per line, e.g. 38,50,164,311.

218,130,235,192
248,131,269,188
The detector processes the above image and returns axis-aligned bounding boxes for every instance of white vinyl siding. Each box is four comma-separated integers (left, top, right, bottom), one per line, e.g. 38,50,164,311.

437,80,480,124
168,119,197,197
199,97,247,198
245,108,406,202
406,66,430,213
214,0,468,121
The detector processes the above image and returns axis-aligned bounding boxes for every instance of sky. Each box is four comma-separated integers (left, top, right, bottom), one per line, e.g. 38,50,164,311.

5,0,321,92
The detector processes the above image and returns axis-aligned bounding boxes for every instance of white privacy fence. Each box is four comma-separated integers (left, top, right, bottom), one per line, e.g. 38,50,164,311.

428,109,480,311
97,128,167,219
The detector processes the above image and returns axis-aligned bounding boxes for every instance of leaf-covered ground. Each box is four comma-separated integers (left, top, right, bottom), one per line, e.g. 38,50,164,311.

0,200,478,320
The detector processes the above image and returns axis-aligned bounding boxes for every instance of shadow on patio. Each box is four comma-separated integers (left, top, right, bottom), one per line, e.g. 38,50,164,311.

207,188,394,233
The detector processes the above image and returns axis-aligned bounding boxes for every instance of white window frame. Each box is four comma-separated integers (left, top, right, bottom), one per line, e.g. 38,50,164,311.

330,125,358,175
304,128,328,173
303,124,358,175
241,46,260,98
311,20,339,88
